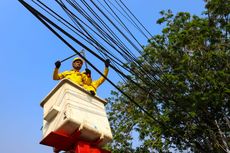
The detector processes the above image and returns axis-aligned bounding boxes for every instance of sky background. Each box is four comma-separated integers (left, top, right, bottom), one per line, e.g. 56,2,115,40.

0,1,205,152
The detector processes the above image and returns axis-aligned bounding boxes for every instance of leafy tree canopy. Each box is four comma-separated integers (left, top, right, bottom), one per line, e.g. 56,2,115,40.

106,0,229,152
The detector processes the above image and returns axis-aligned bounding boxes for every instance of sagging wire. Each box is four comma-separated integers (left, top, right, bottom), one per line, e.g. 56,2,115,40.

19,0,163,124
35,0,151,89
19,1,203,140
117,0,153,38
30,0,171,112
64,0,166,88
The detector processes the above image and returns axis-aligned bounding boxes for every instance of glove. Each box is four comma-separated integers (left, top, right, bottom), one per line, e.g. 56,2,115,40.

105,59,110,68
85,68,91,77
55,60,61,69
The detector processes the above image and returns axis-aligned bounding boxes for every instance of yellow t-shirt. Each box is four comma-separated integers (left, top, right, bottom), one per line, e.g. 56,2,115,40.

53,68,87,86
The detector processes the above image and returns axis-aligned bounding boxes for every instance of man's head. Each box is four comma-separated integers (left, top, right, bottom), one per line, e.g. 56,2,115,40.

72,57,84,71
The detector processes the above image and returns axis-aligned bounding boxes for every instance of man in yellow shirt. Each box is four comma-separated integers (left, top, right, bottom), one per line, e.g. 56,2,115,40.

53,57,87,86
53,57,110,96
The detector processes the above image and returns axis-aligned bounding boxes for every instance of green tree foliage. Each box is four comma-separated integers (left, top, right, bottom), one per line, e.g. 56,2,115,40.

106,0,229,152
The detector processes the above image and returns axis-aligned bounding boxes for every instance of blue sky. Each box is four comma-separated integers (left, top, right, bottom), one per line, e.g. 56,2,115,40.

0,1,205,152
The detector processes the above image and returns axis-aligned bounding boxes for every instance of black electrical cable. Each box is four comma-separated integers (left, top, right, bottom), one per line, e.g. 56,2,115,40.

73,0,138,64
117,0,153,38
56,0,134,68
55,0,169,100
31,0,165,93
68,0,165,88
33,0,170,103
61,5,131,70
34,0,134,81
19,0,163,124
70,0,137,64
20,1,199,134
113,0,166,76
34,0,100,50
60,1,167,115
88,0,142,55
104,0,164,79
22,0,176,120
79,0,165,82
109,0,150,40
35,0,151,87
65,0,132,63
98,0,144,49
35,0,129,71
21,1,196,134
100,0,166,85
59,1,169,114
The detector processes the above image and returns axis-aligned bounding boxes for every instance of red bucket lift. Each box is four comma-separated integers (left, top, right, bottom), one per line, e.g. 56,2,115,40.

40,130,111,153
39,79,113,153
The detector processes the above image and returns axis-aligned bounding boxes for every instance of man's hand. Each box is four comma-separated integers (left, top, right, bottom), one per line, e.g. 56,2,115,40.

105,59,110,68
85,68,91,77
55,61,61,69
